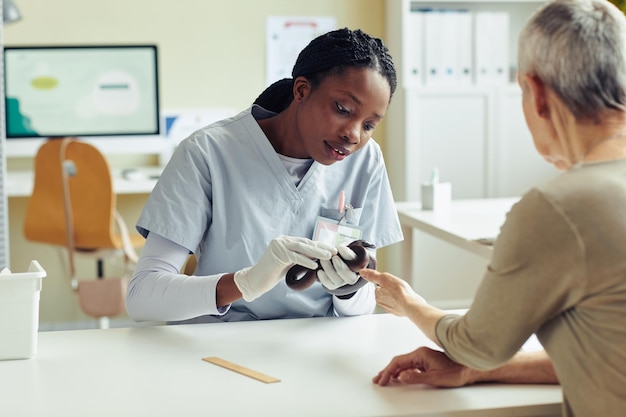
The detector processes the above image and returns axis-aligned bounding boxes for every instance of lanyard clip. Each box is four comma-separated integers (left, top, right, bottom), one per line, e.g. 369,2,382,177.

338,204,354,225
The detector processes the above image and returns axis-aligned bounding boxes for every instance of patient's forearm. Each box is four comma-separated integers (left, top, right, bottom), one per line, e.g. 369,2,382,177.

468,350,558,384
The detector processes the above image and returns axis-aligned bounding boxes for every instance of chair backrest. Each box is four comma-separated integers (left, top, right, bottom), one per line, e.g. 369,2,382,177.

24,138,119,251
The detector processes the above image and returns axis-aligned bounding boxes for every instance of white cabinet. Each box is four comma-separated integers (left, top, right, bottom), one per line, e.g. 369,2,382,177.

385,0,558,201
383,0,559,308
403,87,490,200
493,85,559,196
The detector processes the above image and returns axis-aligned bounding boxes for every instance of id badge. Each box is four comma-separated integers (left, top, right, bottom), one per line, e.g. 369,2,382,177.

313,216,363,246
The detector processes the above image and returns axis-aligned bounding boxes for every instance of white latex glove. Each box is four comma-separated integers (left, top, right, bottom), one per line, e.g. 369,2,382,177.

317,245,360,290
234,235,336,301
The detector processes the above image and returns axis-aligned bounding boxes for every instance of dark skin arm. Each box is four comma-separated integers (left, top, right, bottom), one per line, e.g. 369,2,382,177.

373,346,558,387
215,273,242,307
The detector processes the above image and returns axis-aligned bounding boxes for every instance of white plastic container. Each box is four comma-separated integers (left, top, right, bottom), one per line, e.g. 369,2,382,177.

421,182,452,211
0,260,46,360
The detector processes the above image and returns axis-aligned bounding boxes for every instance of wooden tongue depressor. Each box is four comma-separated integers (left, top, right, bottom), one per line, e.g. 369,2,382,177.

202,356,281,384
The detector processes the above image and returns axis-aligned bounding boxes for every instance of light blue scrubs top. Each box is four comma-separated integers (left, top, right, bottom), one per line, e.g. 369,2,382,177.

136,105,403,322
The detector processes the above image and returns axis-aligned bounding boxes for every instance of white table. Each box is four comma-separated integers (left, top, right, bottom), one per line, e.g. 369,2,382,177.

0,314,562,417
395,198,518,280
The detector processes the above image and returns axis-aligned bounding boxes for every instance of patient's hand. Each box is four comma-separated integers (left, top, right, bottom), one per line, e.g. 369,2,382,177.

373,346,473,388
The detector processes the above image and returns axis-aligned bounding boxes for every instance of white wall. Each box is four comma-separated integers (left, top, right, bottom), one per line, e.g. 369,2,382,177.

4,0,386,112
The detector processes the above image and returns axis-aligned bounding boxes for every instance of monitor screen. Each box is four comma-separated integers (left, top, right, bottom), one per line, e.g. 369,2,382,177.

3,44,160,147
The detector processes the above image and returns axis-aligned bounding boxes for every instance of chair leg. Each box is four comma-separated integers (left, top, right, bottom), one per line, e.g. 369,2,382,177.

95,258,110,330
98,317,110,329
97,259,104,278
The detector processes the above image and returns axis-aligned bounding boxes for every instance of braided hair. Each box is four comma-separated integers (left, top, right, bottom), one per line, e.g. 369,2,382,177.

254,28,397,113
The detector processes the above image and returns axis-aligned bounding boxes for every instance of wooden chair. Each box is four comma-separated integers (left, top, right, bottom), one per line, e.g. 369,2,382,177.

183,254,197,275
23,138,144,326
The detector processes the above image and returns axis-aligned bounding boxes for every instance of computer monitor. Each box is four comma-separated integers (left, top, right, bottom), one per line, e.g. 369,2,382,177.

3,44,162,157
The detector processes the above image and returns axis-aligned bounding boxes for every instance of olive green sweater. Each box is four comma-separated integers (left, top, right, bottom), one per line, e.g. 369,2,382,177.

437,159,626,417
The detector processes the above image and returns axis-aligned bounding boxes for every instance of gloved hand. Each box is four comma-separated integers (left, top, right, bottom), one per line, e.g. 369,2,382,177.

317,245,361,290
234,235,336,301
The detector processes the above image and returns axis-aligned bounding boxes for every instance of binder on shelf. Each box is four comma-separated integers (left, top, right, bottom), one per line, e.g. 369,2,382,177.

424,9,444,86
455,10,473,86
492,11,510,84
438,10,459,86
402,9,425,88
424,9,472,87
474,11,510,85
474,11,493,84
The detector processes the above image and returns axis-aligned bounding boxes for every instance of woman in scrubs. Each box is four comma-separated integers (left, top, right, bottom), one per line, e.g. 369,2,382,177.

126,28,403,323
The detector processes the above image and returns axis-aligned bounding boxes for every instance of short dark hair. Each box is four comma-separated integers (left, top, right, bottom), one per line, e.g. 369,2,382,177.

254,28,397,113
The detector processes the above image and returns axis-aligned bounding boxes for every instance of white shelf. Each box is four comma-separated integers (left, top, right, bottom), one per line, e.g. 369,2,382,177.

383,0,557,305
385,0,554,201
392,0,546,89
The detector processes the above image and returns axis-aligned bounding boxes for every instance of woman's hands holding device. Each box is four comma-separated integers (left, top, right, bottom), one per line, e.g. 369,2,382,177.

234,236,336,301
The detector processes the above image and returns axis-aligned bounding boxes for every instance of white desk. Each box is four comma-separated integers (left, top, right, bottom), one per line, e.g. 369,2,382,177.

395,199,518,280
6,166,163,197
0,314,562,417
396,198,519,258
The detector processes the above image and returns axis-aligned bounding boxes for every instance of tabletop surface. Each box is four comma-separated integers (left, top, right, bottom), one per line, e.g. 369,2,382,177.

0,313,562,417
396,198,519,259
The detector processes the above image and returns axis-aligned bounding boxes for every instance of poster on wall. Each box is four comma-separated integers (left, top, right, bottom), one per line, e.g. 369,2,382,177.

265,16,336,87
